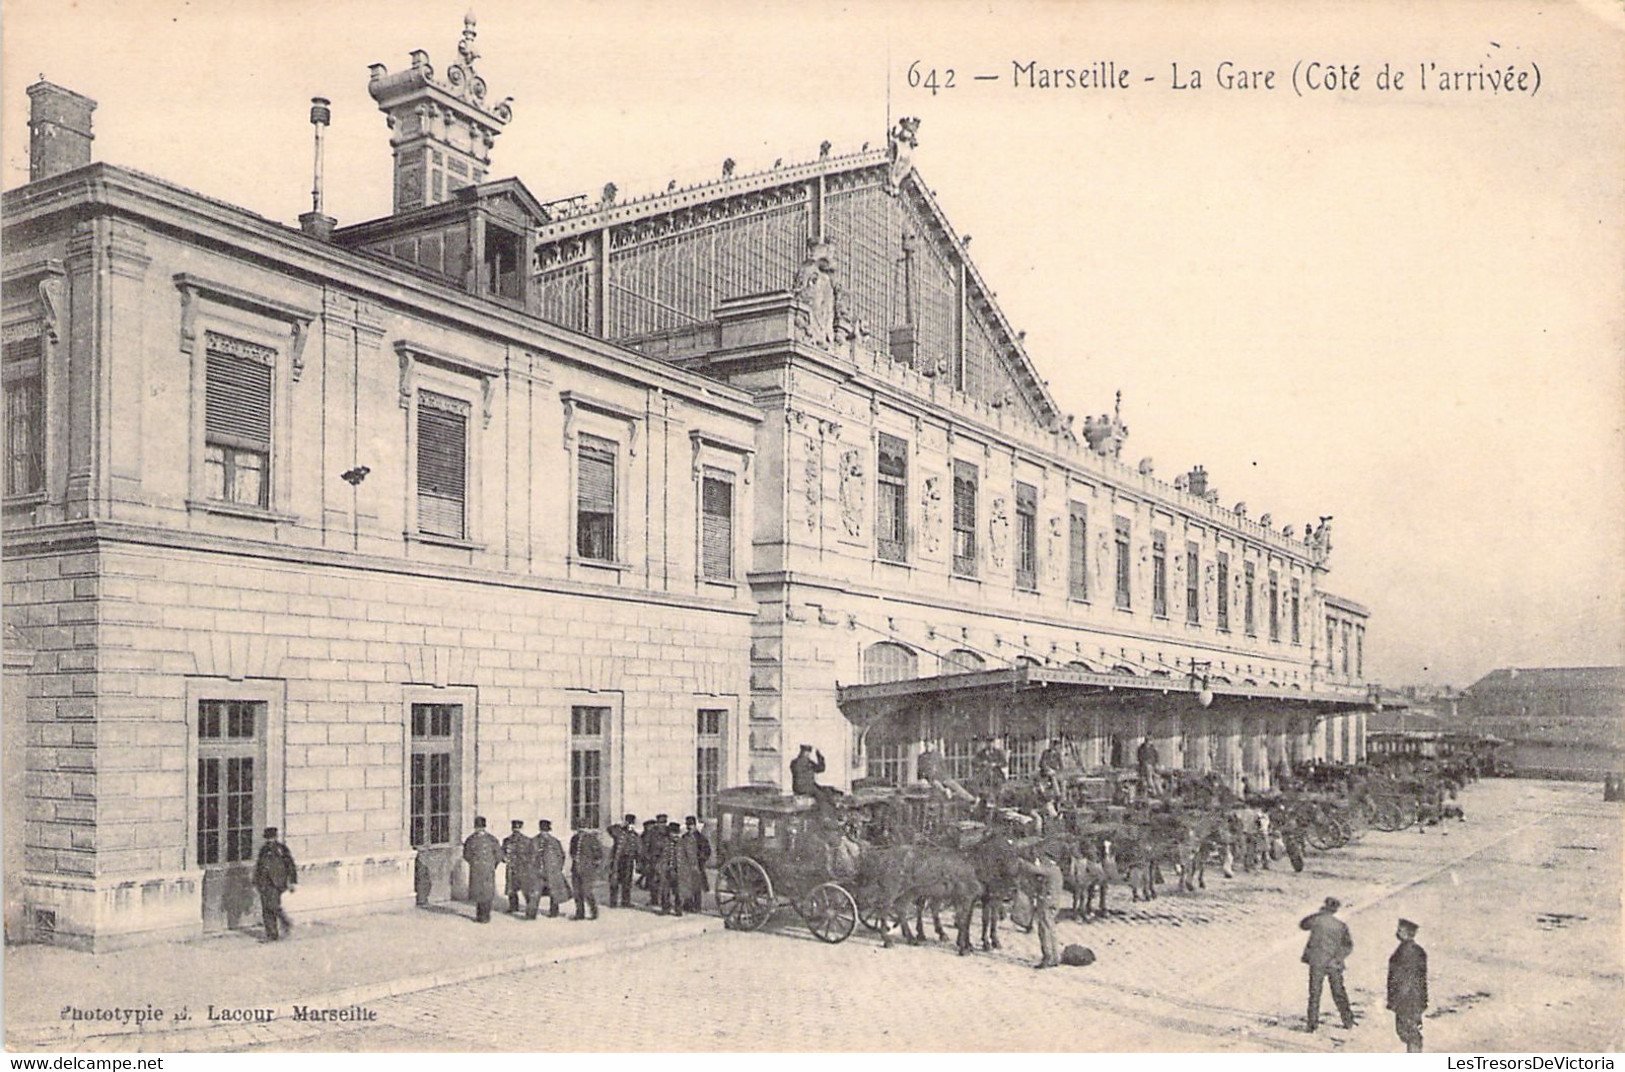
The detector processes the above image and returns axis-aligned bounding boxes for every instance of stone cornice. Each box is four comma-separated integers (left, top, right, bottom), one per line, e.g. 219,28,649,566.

2,519,759,619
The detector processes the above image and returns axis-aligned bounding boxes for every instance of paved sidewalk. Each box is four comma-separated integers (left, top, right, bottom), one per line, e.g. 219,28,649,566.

5,898,715,1051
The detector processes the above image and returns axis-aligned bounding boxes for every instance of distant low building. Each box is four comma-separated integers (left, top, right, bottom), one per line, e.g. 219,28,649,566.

1459,667,1624,779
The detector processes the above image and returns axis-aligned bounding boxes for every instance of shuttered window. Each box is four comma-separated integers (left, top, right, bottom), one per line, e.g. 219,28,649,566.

1244,561,1257,636
204,333,274,508
1152,530,1168,618
1269,570,1281,641
701,469,734,580
1014,482,1037,590
417,392,468,539
1186,544,1201,624
1114,517,1132,609
876,433,907,563
4,337,44,498
1217,552,1231,631
577,434,616,561
1068,501,1088,600
952,460,977,576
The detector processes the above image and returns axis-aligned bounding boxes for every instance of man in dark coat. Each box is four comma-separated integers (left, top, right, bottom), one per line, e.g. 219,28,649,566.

1387,918,1429,1052
637,819,659,891
534,819,571,918
1038,738,1067,799
253,827,298,941
502,820,532,915
973,736,1009,802
608,814,640,908
461,816,503,923
570,822,605,920
790,745,836,808
666,821,701,916
643,815,669,905
681,816,711,912
1300,896,1357,1031
1137,735,1162,797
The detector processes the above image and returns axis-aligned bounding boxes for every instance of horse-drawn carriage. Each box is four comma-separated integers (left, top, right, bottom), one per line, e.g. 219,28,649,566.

711,786,863,942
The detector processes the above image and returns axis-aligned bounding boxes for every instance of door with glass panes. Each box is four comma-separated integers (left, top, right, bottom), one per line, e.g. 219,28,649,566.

409,703,463,903
197,699,266,931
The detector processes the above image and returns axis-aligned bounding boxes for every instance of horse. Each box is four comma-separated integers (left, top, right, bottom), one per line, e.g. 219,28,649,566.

965,829,1031,951
852,843,980,953
1066,834,1119,919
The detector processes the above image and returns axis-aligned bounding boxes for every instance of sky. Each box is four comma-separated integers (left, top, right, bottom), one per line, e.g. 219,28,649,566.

4,0,1622,689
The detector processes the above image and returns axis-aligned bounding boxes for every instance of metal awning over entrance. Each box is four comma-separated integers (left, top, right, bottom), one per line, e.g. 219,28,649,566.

837,664,1371,742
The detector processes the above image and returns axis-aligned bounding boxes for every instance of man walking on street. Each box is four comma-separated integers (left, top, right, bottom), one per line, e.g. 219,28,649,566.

502,820,531,915
1300,896,1357,1031
534,819,571,918
570,821,604,920
1387,918,1429,1052
461,816,503,923
253,827,298,941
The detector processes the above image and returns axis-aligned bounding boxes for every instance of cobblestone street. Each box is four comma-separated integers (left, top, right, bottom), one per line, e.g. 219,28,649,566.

207,779,1620,1053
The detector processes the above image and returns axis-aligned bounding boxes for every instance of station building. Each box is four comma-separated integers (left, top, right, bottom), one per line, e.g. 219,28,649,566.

1,21,1371,949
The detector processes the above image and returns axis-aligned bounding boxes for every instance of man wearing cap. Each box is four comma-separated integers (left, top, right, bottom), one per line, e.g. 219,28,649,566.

1017,844,1065,969
502,820,534,915
682,816,712,912
1387,918,1429,1052
1137,735,1162,798
1038,738,1067,799
918,745,975,802
569,820,605,921
253,827,298,941
461,816,503,923
973,736,1008,802
790,744,836,809
608,814,641,908
534,819,571,918
1300,896,1357,1031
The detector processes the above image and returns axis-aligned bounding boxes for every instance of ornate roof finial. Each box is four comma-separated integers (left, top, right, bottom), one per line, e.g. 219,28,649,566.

460,11,480,67
722,157,736,178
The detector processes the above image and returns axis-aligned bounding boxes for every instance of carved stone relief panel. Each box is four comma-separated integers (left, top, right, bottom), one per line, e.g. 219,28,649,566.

920,474,943,557
839,447,866,539
988,495,1010,570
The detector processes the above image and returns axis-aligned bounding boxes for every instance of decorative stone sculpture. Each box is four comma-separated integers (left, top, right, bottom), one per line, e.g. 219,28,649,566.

839,447,865,538
794,239,838,347
888,117,921,188
920,475,943,556
988,496,1010,570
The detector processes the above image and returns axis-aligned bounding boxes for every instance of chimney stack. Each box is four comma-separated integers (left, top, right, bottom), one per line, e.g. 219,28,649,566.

299,97,337,241
1186,465,1208,498
27,80,96,182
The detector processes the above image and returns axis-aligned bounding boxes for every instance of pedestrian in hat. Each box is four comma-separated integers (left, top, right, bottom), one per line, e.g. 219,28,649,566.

1387,918,1429,1052
608,813,641,908
534,819,571,918
462,816,503,923
1299,896,1356,1031
501,820,534,915
682,816,711,912
570,819,605,921
253,827,298,941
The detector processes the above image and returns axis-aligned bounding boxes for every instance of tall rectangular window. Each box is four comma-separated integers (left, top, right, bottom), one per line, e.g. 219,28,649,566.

1356,627,1364,678
1068,501,1089,600
576,434,617,561
876,433,908,563
3,337,44,498
1268,570,1281,642
570,705,609,829
1152,531,1168,618
1290,579,1301,644
952,460,978,576
1014,482,1038,590
1114,517,1132,609
866,742,908,786
701,469,734,580
410,703,458,847
1327,619,1337,675
197,700,263,865
1244,561,1257,635
696,708,726,821
1216,552,1230,631
1342,623,1352,676
204,333,275,509
417,391,469,538
1185,543,1200,624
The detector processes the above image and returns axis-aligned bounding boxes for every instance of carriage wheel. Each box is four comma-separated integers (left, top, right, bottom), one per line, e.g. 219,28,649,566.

715,857,774,932
800,882,858,944
859,901,902,934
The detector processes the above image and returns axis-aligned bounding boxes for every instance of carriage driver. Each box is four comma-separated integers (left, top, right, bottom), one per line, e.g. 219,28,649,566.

791,744,838,809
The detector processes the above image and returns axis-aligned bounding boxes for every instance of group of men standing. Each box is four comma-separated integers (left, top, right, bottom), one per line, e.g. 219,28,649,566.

607,813,712,915
460,816,605,923
460,812,713,923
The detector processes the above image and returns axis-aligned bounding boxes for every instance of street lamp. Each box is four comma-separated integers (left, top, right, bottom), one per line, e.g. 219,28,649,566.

1190,659,1214,708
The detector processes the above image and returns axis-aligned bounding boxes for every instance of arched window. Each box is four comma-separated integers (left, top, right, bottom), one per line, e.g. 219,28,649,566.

941,649,986,675
1014,655,1043,669
862,642,918,685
